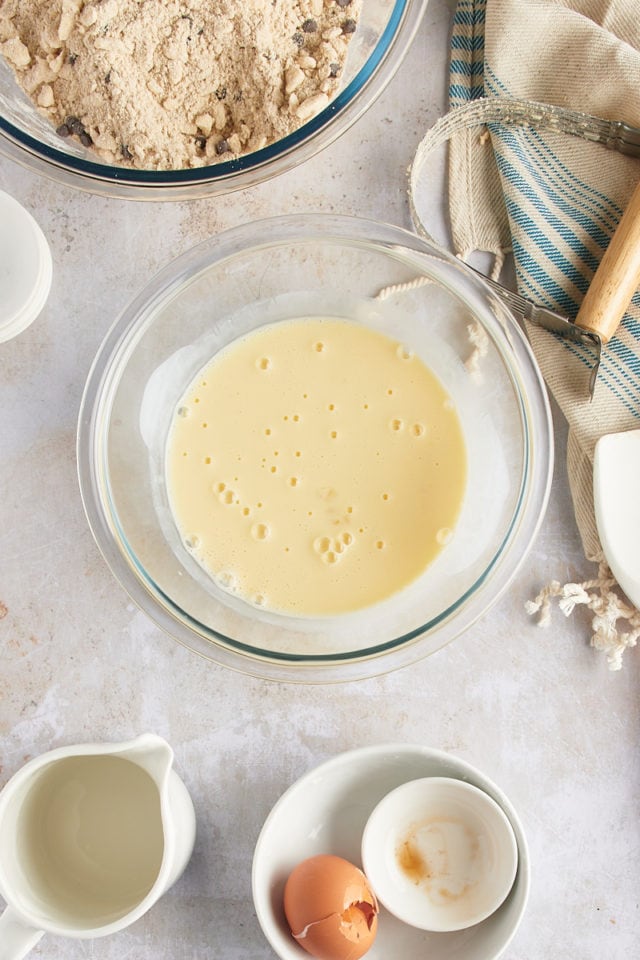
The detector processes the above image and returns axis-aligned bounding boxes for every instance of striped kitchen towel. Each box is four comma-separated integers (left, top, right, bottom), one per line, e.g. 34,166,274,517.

411,0,640,667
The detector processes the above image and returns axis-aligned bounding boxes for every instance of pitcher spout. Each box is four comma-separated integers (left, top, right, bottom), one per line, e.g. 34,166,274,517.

101,733,195,901
117,733,174,788
118,735,196,893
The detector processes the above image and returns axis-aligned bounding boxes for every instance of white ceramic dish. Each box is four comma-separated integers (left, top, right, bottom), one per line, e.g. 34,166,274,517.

361,776,518,932
593,428,640,610
252,744,529,960
0,190,52,342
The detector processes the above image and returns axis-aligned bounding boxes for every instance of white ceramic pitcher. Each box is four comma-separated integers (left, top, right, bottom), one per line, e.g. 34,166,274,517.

0,734,196,959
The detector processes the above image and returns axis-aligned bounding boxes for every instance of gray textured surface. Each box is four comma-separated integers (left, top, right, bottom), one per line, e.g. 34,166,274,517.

1,2,639,957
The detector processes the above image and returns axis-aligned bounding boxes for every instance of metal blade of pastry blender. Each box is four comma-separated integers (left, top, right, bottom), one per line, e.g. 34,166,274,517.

593,429,640,609
474,272,603,397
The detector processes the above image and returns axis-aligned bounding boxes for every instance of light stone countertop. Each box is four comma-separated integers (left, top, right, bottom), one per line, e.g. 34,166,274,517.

1,1,639,958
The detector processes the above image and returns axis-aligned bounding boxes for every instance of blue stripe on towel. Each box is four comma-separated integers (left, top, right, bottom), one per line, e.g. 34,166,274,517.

451,35,485,51
502,193,594,293
516,132,623,232
452,3,486,28
498,129,622,235
599,352,640,416
450,59,485,76
448,83,485,101
493,141,613,266
509,233,582,315
450,0,486,105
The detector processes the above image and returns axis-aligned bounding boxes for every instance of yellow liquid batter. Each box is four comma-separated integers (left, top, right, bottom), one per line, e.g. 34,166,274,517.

166,318,467,616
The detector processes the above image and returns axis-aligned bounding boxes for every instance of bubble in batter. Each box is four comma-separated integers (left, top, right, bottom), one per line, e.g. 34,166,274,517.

251,522,270,541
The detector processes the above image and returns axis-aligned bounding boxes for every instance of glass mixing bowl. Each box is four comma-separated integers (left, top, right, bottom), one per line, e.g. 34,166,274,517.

0,0,426,200
77,214,553,682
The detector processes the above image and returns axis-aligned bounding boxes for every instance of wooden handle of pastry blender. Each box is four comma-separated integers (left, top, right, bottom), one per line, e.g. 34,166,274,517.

575,177,640,344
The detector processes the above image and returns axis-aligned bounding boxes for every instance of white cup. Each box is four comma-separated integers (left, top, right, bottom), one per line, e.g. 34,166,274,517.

361,776,518,932
0,734,196,959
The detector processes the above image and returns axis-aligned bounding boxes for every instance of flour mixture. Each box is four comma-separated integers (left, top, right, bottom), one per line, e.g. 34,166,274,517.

0,0,361,169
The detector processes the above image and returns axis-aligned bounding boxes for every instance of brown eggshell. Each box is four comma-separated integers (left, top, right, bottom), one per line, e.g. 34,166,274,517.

283,854,378,960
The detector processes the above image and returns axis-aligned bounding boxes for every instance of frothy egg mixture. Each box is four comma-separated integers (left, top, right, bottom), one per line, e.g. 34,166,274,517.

166,318,467,616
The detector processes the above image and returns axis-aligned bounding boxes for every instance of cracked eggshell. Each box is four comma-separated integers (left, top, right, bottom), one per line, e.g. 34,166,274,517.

283,854,378,960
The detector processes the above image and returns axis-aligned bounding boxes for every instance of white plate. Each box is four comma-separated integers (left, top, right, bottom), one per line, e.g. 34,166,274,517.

0,190,52,342
252,744,529,960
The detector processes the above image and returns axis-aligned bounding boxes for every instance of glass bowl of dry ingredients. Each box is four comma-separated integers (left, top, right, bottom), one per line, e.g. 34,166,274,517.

77,214,553,682
0,0,426,200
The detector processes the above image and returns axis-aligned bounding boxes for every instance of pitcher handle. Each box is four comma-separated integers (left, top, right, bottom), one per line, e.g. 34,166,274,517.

0,906,44,960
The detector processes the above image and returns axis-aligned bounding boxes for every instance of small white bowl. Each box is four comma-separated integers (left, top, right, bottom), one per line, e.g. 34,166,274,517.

361,777,518,932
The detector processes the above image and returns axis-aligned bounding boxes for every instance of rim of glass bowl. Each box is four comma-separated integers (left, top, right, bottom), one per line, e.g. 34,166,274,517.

77,213,553,683
0,0,426,201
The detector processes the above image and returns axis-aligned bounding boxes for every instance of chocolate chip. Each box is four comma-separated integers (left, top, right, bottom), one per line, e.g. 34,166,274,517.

215,85,227,100
292,31,304,46
195,135,207,150
215,139,229,155
302,18,317,32
336,0,352,6
329,62,340,77
65,116,85,136
68,53,77,65
121,144,133,160
79,131,93,147
56,123,71,138
342,18,357,33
